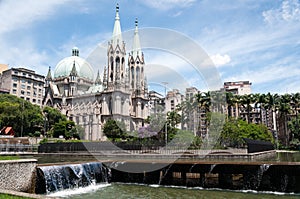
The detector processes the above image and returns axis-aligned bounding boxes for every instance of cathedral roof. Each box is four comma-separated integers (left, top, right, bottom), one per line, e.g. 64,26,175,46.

53,47,94,80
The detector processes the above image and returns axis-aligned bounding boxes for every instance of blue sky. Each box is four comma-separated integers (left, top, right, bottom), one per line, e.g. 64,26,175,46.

0,0,300,94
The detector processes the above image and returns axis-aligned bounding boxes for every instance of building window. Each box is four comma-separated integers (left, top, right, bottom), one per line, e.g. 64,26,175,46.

12,89,17,94
13,83,17,88
21,84,25,89
38,100,41,104
23,72,26,76
26,98,30,101
13,77,18,82
21,90,25,95
14,71,18,75
27,86,31,90
33,99,36,103
28,80,31,84
27,91,30,96
21,79,26,83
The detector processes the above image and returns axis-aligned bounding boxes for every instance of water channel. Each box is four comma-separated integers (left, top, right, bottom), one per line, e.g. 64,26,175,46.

28,151,300,198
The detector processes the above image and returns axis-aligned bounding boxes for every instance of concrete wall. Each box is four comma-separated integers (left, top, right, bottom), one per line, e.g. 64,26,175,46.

0,159,37,193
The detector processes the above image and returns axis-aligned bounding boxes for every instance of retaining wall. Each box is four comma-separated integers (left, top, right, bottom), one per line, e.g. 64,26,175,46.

0,159,37,193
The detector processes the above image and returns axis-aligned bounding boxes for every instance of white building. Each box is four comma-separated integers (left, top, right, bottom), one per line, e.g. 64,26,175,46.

223,81,252,95
43,5,149,140
0,67,45,106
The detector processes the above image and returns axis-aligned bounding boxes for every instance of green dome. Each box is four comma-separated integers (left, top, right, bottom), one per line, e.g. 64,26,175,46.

54,55,94,80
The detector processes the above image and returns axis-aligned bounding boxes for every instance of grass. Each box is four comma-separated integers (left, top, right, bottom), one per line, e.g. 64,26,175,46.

0,156,20,161
0,194,32,199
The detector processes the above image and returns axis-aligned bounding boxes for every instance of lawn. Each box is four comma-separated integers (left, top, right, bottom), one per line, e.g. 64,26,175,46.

0,156,20,161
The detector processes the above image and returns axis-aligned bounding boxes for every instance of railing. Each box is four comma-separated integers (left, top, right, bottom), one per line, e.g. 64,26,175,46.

37,142,247,155
0,144,38,152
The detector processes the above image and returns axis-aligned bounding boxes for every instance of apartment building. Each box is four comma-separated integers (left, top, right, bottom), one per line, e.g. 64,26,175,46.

0,68,45,106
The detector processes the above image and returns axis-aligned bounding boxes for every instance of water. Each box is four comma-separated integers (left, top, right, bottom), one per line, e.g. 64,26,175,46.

49,183,300,199
35,152,300,198
37,162,110,194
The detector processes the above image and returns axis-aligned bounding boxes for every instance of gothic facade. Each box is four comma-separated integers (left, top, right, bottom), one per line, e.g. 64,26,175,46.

43,5,149,140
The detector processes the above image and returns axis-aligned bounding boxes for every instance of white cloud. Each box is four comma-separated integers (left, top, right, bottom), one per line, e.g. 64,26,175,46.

209,54,231,67
225,63,300,86
262,0,300,24
140,0,196,11
0,0,70,34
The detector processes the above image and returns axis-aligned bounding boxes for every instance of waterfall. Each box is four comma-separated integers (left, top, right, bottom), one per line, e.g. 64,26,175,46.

257,164,270,188
36,162,111,194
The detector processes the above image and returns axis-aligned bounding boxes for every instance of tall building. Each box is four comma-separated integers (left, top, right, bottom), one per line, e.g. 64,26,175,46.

0,67,45,105
43,5,149,140
0,64,8,75
223,81,252,95
165,89,183,112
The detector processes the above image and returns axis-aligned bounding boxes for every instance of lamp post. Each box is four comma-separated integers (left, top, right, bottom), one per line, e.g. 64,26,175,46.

162,82,168,146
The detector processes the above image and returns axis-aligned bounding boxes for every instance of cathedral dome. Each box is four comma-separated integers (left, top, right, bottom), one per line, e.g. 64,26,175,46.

53,47,94,80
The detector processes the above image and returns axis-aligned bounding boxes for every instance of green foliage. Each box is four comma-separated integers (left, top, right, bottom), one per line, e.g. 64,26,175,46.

0,156,20,161
43,106,67,132
52,120,76,139
0,94,43,136
219,117,274,148
39,138,48,144
288,116,300,149
103,119,126,141
167,111,181,128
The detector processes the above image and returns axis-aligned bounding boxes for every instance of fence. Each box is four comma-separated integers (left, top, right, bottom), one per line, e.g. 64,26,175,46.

0,144,38,152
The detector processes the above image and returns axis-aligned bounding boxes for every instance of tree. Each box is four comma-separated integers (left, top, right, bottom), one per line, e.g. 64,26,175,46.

52,120,75,139
277,94,291,146
288,115,300,149
219,117,274,148
103,119,126,141
240,94,256,123
0,94,43,136
167,111,181,128
43,106,67,131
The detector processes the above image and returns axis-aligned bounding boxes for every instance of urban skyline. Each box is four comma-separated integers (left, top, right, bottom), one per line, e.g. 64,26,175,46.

0,0,300,94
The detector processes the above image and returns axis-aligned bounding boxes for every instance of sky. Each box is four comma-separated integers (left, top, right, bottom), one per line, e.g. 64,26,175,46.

0,0,300,94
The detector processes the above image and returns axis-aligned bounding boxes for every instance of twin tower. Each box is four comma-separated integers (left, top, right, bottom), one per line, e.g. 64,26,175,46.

43,4,149,140
105,4,148,96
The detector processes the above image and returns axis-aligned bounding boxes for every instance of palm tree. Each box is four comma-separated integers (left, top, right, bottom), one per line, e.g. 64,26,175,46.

290,93,300,141
277,94,292,146
177,95,197,131
195,92,211,137
255,93,266,124
225,92,236,118
240,94,256,123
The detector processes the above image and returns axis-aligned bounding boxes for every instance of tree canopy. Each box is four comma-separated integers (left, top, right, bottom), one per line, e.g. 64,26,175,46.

0,94,43,136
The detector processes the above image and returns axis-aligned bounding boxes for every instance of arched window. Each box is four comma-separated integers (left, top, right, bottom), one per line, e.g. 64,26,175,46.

108,97,113,115
110,57,114,81
131,66,134,88
116,57,120,72
136,67,140,88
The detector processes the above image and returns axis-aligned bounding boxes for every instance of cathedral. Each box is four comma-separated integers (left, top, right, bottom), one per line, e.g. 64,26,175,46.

43,5,149,140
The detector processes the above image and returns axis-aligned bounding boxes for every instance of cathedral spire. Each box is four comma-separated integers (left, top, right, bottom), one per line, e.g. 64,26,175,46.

70,60,78,76
112,3,123,47
132,18,141,60
46,66,52,81
95,70,102,85
103,66,107,88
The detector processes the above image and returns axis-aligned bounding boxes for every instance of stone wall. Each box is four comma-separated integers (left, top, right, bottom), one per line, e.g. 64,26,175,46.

0,159,37,193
